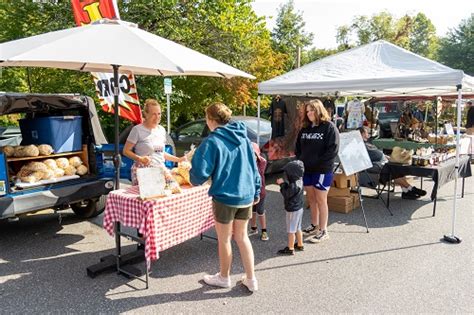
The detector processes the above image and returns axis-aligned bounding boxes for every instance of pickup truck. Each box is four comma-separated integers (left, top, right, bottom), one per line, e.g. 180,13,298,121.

0,93,133,220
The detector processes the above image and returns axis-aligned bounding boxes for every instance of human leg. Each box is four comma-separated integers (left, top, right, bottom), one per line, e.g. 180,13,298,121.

214,220,234,278
303,186,319,234
233,217,256,281
314,189,329,231
249,210,258,235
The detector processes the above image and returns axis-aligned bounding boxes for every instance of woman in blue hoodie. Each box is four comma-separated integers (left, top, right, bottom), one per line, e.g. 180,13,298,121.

190,103,261,293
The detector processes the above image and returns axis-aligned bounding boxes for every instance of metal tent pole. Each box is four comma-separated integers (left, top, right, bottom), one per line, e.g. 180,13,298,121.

443,85,463,243
257,95,261,146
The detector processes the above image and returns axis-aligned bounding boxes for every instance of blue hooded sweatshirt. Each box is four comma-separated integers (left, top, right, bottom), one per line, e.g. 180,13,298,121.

190,121,261,207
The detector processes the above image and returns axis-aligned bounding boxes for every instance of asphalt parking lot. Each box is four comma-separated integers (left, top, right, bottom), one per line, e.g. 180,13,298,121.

0,175,472,314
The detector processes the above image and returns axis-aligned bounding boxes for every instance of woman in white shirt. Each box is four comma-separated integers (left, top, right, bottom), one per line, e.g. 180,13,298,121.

123,99,185,185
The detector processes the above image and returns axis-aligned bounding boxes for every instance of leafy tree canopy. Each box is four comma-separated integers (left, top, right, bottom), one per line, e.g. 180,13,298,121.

271,0,313,71
336,11,438,59
438,14,474,75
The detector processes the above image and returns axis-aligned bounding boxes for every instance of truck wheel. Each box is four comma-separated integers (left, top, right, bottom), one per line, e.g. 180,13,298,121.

71,197,105,218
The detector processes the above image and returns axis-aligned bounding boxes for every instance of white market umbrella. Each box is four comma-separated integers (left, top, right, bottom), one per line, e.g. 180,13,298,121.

0,19,255,188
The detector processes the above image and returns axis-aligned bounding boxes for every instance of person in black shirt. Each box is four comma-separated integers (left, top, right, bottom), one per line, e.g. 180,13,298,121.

269,95,287,138
466,101,474,135
296,99,339,243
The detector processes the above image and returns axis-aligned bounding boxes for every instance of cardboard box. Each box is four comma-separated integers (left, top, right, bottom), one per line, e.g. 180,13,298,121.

327,187,351,197
328,193,360,214
332,173,358,188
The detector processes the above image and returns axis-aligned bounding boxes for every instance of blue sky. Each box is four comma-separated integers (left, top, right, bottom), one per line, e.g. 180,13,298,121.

251,0,474,49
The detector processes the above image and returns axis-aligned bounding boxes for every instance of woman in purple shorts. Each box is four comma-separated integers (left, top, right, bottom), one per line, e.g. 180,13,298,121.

296,99,339,243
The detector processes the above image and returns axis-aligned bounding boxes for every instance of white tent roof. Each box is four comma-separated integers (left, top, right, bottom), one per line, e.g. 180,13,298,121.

0,19,255,79
258,40,474,97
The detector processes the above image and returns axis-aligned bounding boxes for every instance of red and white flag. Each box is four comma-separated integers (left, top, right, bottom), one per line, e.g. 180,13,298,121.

71,0,142,124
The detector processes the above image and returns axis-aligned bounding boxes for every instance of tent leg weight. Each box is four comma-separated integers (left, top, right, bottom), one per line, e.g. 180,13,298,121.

86,249,145,278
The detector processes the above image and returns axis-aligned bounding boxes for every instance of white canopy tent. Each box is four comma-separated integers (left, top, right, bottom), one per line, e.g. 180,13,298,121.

258,40,474,97
257,40,472,243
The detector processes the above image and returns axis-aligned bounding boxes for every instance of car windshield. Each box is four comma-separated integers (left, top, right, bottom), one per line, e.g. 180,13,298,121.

375,103,401,118
240,119,272,136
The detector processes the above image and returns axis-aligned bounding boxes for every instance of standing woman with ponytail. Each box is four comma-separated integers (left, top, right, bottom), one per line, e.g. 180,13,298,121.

296,99,339,243
190,103,261,293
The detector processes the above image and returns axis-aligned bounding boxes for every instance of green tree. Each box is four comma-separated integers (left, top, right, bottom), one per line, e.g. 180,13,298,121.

300,48,339,66
271,0,314,71
336,11,438,58
438,15,474,75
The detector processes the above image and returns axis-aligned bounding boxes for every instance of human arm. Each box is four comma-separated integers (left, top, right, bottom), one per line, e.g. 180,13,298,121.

123,140,151,166
295,129,302,159
164,152,186,163
318,123,339,161
189,141,215,186
279,181,301,200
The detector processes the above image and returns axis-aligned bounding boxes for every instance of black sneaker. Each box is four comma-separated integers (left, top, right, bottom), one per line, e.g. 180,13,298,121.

402,190,420,200
294,243,305,251
277,247,295,255
411,186,427,197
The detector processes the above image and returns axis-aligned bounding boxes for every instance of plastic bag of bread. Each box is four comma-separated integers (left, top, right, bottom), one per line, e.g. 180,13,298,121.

1,145,15,157
76,164,88,176
14,146,25,157
63,165,77,176
43,159,58,170
176,161,192,185
55,158,69,169
38,144,53,156
23,145,40,157
19,170,43,183
173,174,186,185
53,168,65,178
41,169,55,180
68,156,83,167
24,161,48,172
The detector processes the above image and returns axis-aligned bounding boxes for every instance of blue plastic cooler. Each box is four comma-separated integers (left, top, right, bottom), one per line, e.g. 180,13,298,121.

19,116,83,153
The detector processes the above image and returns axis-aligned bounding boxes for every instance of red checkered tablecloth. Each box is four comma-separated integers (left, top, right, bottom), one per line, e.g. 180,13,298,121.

103,185,214,268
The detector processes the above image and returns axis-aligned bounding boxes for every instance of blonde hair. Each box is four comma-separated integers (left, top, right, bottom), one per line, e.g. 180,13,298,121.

205,102,232,125
143,99,161,114
303,99,331,127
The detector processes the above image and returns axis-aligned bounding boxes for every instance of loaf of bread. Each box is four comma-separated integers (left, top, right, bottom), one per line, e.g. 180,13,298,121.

76,164,88,175
38,144,53,156
68,156,83,167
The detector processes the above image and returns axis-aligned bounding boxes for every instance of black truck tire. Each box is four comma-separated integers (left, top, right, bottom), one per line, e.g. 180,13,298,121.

71,195,106,218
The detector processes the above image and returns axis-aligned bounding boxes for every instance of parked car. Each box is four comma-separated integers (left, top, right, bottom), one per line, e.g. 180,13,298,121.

0,93,131,220
171,116,291,173
371,101,402,138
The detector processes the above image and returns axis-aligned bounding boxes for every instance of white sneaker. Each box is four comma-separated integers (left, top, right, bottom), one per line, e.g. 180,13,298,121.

203,273,231,288
308,230,329,244
241,276,258,292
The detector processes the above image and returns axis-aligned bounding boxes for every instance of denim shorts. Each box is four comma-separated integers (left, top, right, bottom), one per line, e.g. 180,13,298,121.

303,172,334,191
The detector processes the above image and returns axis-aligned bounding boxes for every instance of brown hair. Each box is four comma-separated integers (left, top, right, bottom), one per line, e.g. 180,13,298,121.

205,102,232,125
143,99,161,114
302,99,331,127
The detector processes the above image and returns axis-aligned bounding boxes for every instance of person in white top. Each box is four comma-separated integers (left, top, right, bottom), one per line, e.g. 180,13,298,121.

123,99,185,185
